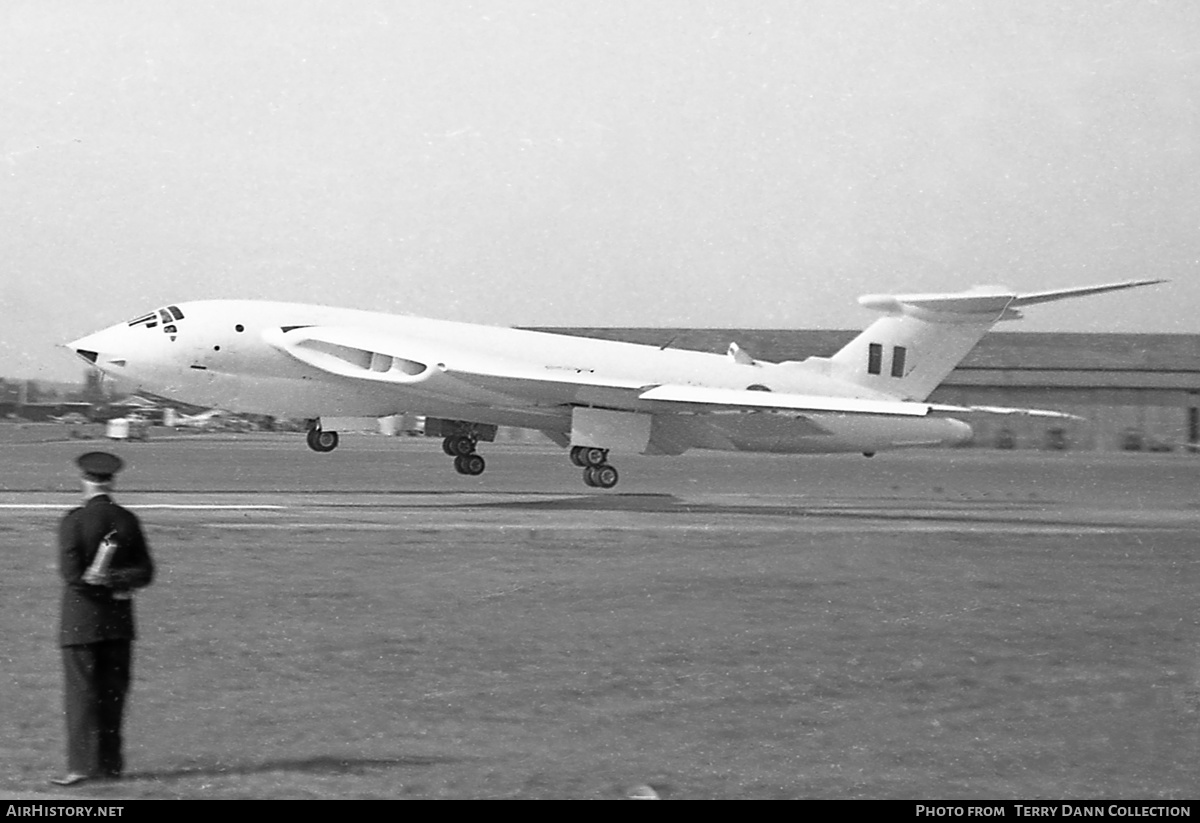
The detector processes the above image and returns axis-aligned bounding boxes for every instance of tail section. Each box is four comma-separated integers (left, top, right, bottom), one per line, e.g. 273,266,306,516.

827,279,1164,401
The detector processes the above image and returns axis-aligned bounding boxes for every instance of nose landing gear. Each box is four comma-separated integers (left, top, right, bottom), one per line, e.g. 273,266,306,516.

570,446,619,489
306,424,339,453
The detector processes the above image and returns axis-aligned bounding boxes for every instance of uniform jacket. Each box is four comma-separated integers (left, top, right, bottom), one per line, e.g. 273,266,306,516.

58,495,155,647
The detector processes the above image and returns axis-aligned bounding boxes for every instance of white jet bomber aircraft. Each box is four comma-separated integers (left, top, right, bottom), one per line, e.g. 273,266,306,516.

68,279,1162,488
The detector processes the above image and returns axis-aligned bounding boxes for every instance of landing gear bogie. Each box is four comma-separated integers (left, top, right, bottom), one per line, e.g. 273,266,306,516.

571,445,619,488
443,434,485,476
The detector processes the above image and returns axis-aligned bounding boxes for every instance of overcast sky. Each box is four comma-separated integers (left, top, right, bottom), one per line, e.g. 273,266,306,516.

2,0,1197,383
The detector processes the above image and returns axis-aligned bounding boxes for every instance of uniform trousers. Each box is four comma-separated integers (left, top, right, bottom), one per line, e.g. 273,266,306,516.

61,639,132,778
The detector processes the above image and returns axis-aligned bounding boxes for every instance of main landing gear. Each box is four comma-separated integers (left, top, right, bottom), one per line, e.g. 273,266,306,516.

306,425,339,453
443,434,486,476
570,446,619,489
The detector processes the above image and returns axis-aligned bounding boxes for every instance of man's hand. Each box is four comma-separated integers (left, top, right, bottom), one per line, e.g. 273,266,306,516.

81,569,111,587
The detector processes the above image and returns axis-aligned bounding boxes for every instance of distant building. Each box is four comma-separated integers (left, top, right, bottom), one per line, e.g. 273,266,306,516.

0,401,93,422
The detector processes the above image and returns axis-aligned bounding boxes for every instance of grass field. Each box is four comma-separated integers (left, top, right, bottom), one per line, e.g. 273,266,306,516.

1,430,1197,798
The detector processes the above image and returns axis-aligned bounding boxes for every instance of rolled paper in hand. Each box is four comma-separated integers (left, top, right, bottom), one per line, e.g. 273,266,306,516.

82,531,119,586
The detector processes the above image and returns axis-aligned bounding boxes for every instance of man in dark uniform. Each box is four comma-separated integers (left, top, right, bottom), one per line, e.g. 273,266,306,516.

52,452,155,787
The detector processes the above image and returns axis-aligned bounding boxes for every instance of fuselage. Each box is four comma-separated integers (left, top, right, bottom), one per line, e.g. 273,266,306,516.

68,300,972,455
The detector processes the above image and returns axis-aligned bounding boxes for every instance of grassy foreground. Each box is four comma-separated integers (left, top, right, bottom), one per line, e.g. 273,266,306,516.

3,503,1197,798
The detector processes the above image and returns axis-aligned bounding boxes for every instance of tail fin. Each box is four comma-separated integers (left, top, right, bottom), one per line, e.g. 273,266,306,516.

827,279,1164,401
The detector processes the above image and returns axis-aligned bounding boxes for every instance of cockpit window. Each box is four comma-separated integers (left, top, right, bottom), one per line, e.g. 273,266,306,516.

129,306,184,330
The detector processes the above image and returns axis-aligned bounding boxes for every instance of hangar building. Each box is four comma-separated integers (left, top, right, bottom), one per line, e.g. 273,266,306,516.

545,329,1200,453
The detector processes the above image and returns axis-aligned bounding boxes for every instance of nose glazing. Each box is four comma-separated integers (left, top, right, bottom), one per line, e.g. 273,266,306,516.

66,325,125,367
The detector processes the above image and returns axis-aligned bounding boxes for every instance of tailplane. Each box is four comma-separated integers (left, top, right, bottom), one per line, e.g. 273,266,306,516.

825,279,1164,401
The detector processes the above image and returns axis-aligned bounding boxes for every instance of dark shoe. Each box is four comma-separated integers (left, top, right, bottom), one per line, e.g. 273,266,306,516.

49,773,92,786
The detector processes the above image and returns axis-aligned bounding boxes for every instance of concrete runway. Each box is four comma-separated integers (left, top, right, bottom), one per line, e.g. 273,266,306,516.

3,432,1198,531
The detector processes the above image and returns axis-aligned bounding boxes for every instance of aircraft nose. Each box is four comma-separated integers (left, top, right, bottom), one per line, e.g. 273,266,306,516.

66,332,104,364
66,326,127,368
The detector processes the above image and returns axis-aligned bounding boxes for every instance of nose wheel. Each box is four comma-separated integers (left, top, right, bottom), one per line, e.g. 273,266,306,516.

571,446,619,489
306,426,339,453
